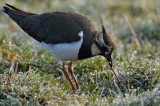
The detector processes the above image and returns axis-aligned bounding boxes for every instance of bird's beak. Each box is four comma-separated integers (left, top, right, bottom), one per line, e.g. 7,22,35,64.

104,53,121,83
105,53,112,68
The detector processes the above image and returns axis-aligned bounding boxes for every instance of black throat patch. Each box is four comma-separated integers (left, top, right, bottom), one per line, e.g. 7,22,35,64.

78,31,98,60
78,42,92,60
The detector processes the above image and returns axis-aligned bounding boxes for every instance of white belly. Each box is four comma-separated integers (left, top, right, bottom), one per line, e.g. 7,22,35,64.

38,31,83,61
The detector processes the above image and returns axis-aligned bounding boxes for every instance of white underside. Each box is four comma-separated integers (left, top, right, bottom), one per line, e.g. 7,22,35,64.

37,31,83,61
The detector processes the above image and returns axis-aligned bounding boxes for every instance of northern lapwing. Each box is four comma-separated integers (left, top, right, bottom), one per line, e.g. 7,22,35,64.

3,4,120,91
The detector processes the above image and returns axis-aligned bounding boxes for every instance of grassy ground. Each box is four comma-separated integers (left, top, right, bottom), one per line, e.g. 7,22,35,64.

0,0,160,105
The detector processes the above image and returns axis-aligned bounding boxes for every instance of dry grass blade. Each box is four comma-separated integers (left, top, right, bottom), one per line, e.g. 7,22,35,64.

123,14,142,48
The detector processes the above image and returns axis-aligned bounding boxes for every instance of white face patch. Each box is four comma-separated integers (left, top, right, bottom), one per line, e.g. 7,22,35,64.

37,31,83,61
97,33,105,44
91,43,101,56
91,33,107,56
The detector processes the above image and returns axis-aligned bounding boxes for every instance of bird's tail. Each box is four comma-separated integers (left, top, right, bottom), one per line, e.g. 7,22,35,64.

2,3,35,23
3,3,22,14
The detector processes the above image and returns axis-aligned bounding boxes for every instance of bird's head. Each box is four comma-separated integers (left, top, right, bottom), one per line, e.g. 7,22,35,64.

91,18,114,67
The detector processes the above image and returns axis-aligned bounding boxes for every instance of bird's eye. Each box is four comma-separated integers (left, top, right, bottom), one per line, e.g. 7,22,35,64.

101,44,107,52
102,46,106,51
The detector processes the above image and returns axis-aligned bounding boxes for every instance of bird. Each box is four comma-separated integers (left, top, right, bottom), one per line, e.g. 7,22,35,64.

3,4,120,91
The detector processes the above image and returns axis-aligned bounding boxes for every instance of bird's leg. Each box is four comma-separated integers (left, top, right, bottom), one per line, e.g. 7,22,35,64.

62,63,76,91
68,62,79,89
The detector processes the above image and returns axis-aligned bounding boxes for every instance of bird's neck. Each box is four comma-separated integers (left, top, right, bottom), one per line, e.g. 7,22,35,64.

78,31,100,60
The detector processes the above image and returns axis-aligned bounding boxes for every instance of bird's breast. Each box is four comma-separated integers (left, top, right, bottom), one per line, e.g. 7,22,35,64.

38,31,84,61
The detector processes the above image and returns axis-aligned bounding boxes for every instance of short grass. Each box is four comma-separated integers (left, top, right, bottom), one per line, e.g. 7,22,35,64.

0,0,160,105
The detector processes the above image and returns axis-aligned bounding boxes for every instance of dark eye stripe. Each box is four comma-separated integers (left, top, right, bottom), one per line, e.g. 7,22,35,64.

94,41,101,50
94,41,107,52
